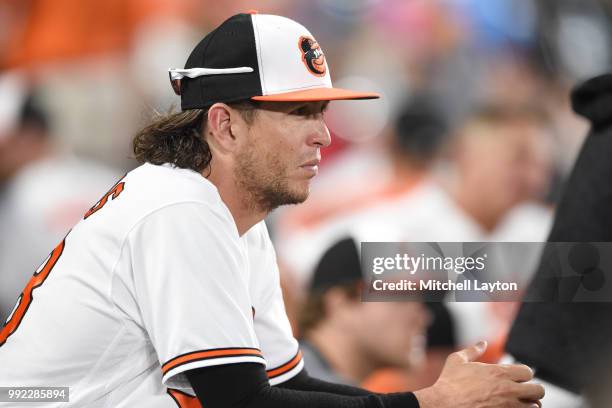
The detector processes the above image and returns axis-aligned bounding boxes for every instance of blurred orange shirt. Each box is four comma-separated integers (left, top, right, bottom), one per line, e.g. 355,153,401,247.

2,0,199,69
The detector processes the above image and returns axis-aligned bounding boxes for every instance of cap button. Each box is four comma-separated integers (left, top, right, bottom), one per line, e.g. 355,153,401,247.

245,9,258,14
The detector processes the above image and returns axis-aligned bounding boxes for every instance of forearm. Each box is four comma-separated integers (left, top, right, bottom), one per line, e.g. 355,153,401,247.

278,368,376,396
187,363,419,408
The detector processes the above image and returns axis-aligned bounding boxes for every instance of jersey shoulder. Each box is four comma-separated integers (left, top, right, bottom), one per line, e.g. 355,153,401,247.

76,162,236,240
124,162,225,210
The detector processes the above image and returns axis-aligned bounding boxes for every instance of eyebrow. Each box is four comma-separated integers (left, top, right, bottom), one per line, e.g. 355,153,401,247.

293,101,329,113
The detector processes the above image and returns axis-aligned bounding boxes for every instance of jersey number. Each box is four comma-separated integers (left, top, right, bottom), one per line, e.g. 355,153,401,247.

0,239,65,347
84,181,125,219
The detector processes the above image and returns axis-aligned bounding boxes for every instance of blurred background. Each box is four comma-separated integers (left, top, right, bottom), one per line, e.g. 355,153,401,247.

1,0,611,402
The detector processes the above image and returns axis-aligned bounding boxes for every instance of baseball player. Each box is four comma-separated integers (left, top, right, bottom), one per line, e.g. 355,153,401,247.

0,12,544,408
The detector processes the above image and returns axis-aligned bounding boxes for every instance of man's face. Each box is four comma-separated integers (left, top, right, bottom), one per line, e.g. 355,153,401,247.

355,301,429,369
234,101,331,212
333,296,429,370
458,120,552,212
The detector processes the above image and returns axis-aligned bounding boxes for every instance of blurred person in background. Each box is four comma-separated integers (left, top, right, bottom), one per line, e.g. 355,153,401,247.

299,237,430,386
0,77,120,321
408,104,553,366
442,104,554,241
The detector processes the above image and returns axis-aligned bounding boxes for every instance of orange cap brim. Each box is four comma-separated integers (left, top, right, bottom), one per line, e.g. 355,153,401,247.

251,87,380,102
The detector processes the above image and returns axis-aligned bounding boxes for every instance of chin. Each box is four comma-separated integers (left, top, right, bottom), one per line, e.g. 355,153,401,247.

295,186,311,203
284,188,309,205
286,180,311,203
261,185,309,211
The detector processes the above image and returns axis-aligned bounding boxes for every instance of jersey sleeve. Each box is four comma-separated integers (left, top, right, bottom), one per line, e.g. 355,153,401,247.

256,283,303,385
246,223,303,386
126,202,264,389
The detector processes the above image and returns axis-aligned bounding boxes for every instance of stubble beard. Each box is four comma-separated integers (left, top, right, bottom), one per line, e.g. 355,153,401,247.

235,146,309,214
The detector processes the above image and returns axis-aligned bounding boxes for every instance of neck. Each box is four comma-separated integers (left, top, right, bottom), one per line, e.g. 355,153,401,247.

449,178,504,233
306,326,376,383
205,167,267,236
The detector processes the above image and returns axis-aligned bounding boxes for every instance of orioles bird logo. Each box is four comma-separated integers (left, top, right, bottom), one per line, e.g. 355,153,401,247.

299,36,326,77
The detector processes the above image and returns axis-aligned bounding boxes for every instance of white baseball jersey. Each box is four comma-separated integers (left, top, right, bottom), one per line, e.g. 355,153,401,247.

0,163,303,407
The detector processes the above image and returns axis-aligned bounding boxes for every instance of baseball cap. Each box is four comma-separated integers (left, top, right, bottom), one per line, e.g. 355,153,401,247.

169,12,380,110
310,237,363,293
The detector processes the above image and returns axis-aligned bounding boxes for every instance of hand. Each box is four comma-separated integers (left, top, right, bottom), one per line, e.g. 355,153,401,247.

414,341,545,408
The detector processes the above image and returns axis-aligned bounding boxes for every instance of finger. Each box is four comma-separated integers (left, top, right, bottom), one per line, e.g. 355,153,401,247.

500,364,534,382
520,399,542,408
511,382,546,401
450,341,487,363
519,400,541,408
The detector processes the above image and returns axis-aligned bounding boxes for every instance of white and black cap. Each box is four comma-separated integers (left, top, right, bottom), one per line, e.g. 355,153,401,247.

169,11,379,110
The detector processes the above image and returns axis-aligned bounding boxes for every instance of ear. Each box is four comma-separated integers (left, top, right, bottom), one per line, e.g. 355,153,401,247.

323,287,354,313
206,103,248,153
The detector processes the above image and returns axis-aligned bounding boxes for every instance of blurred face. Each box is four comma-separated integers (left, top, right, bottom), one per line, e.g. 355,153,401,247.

457,120,551,213
346,300,429,369
234,101,331,212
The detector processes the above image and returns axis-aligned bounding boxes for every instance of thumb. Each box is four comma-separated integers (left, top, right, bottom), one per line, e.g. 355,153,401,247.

452,341,488,363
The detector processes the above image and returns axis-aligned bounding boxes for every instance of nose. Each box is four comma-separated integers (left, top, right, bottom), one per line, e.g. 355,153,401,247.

308,118,331,148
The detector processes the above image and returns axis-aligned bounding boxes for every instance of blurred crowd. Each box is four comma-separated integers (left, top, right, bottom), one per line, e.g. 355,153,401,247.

2,0,612,405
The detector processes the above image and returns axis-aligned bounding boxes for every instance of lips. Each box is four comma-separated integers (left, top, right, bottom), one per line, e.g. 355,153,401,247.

300,159,320,167
299,159,320,177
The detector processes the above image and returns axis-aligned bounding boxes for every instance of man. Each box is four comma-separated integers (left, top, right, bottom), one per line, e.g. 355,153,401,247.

445,105,553,239
298,237,430,385
0,12,543,407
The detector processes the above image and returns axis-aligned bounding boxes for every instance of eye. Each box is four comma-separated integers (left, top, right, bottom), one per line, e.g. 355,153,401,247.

290,105,311,116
